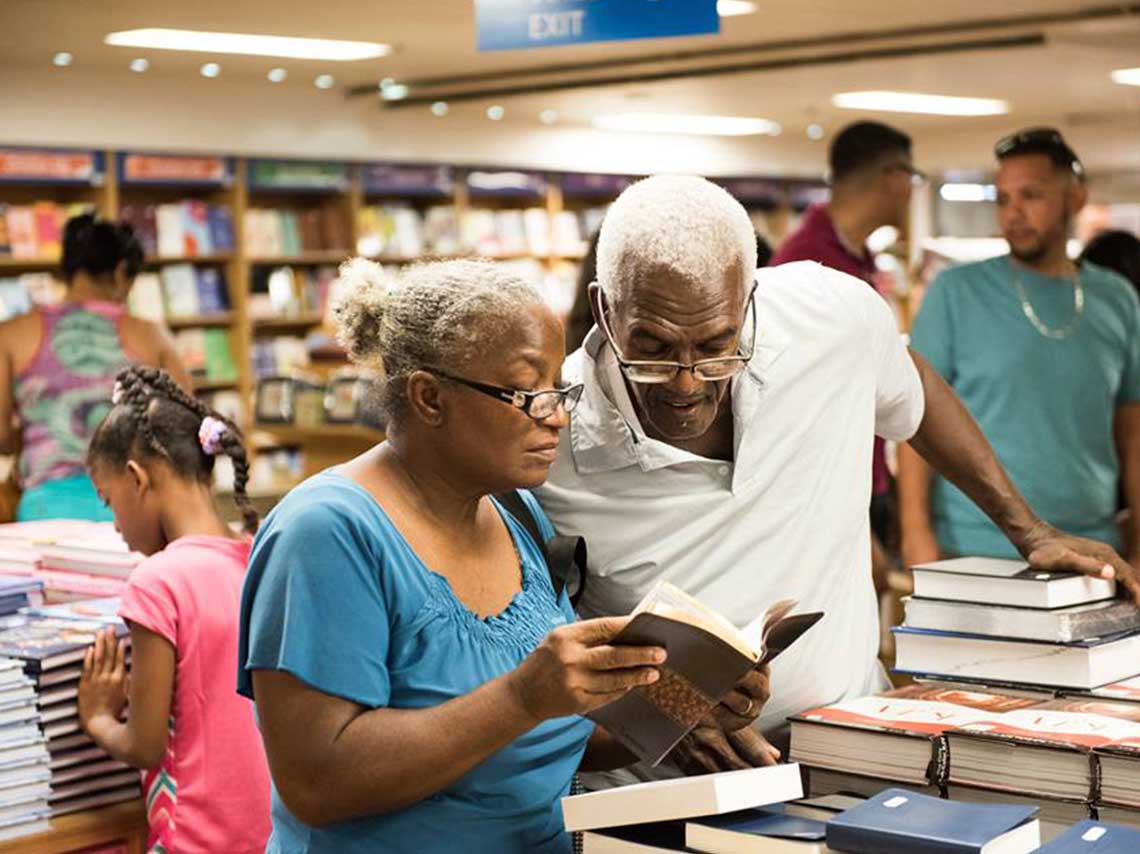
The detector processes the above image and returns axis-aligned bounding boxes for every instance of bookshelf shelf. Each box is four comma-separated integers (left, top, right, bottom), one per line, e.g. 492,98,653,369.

3,798,147,854
247,251,350,266
0,257,58,271
142,253,234,267
252,314,325,332
166,312,235,330
191,378,240,392
253,423,384,446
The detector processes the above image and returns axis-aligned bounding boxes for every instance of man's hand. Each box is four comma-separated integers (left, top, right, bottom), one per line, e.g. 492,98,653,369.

713,666,770,733
1021,523,1140,604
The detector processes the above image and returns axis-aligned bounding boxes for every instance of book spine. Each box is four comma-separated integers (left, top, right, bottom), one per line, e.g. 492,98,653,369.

828,824,970,854
1091,751,1103,804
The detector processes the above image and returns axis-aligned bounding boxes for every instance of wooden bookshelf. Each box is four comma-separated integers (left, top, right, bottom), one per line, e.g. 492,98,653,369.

254,422,383,445
142,253,234,267
0,257,59,271
192,377,240,392
1,799,147,854
166,311,235,329
247,250,350,265
252,313,325,331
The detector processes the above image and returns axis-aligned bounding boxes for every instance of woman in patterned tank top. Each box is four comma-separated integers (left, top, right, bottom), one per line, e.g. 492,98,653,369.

0,213,190,521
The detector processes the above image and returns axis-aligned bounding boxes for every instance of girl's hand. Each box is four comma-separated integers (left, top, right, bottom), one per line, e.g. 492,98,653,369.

78,627,129,728
506,616,665,723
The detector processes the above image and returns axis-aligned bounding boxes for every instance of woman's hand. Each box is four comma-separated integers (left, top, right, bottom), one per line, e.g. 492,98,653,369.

78,627,129,729
507,616,665,723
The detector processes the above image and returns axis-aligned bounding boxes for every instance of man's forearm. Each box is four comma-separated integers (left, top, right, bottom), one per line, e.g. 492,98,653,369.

906,350,1045,554
897,442,934,536
1114,405,1140,562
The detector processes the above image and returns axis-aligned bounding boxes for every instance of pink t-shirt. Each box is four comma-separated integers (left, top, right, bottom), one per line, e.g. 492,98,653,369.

119,535,271,854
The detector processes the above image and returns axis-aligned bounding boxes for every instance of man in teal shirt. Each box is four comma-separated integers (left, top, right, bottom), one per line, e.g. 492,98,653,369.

900,128,1140,565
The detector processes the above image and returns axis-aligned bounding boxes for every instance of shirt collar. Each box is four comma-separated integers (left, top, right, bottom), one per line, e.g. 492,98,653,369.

568,279,789,476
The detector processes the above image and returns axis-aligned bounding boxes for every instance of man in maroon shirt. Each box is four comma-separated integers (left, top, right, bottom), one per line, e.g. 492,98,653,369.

772,121,925,582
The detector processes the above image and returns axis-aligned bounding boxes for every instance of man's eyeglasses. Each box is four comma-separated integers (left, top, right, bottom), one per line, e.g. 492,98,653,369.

887,162,929,187
432,370,584,421
994,127,1085,179
596,282,758,385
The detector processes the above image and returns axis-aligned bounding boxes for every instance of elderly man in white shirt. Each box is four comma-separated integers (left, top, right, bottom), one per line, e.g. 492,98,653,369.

534,175,1139,784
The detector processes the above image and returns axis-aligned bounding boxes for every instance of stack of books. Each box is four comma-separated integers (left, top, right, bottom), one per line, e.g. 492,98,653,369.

0,656,51,843
893,558,1140,691
0,522,141,603
243,207,351,256
0,577,44,617
119,201,235,259
0,614,138,816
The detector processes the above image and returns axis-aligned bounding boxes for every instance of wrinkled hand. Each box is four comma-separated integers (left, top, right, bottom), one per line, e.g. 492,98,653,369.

1023,523,1140,604
507,617,665,723
712,666,770,733
78,627,129,728
672,723,781,775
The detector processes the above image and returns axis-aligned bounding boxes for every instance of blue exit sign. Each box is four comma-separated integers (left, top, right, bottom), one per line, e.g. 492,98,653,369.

475,0,720,52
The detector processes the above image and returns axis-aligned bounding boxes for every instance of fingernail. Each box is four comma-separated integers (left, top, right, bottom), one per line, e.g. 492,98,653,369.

654,649,667,663
646,670,660,683
1103,564,1116,579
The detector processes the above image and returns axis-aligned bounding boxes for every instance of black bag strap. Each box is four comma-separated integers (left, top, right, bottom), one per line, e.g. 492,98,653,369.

494,491,587,608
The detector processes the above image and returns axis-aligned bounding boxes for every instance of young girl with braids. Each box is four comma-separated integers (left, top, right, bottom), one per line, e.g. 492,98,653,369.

77,366,271,854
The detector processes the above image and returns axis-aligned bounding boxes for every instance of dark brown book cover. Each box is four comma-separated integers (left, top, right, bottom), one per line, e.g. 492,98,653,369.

589,607,821,766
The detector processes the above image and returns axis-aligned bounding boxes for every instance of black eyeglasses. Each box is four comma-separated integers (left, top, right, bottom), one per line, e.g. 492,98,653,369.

432,370,584,421
597,282,759,384
995,127,1085,178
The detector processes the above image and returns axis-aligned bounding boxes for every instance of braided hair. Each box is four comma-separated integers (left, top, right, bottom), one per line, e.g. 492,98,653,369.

87,366,259,534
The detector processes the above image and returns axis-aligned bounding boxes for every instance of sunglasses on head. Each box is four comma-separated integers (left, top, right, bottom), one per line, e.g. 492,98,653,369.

994,127,1085,179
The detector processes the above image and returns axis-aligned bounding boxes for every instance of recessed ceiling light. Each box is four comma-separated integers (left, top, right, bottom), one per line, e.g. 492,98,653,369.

381,82,409,101
592,112,781,137
940,183,997,202
717,0,758,16
431,101,449,117
487,105,505,121
314,74,335,90
267,67,287,83
832,90,1009,116
539,109,559,125
52,52,73,67
807,123,824,140
200,62,221,78
129,58,149,73
1111,67,1140,87
105,29,390,61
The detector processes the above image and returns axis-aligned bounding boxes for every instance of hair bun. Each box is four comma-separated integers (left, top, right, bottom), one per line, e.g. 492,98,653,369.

333,257,391,363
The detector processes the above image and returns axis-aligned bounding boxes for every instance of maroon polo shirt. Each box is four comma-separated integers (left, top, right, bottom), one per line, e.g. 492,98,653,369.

772,204,890,497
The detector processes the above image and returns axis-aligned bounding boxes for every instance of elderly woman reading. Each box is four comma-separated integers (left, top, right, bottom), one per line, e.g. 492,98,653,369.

237,260,668,853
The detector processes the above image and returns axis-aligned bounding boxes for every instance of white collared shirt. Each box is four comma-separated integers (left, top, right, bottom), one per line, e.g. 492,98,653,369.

535,261,925,755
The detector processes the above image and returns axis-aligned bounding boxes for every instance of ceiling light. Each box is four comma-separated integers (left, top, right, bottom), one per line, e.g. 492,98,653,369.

314,74,335,90
431,101,449,117
940,183,997,202
487,105,505,121
267,67,287,83
832,90,1009,116
539,109,559,125
104,29,390,61
381,82,409,101
52,52,73,67
807,123,824,140
1111,68,1140,87
717,0,758,16
592,112,780,136
129,58,149,73
200,62,221,78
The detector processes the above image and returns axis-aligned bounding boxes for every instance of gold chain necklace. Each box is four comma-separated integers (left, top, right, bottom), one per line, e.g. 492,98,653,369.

1010,264,1085,340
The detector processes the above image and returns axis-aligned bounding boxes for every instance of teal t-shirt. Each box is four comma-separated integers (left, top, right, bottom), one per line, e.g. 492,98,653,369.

237,471,593,854
911,255,1140,557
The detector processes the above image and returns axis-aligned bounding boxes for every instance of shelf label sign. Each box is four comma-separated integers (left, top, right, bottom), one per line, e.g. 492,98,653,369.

475,0,719,51
249,160,350,191
0,149,101,183
122,154,232,185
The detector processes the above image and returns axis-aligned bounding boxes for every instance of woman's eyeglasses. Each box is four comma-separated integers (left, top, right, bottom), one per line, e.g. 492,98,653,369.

597,282,758,385
432,370,584,421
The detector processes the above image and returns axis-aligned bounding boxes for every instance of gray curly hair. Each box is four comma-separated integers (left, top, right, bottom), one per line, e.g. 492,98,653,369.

597,175,757,304
333,258,545,425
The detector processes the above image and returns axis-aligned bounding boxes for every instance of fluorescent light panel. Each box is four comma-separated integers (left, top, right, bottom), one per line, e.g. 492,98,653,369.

832,90,1009,116
1111,68,1140,87
717,0,758,16
593,112,780,136
104,29,390,61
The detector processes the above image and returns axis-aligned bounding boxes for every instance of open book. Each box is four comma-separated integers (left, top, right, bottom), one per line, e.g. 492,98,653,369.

588,581,823,766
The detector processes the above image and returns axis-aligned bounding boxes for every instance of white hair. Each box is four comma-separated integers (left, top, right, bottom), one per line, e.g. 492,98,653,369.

333,257,544,423
596,175,757,303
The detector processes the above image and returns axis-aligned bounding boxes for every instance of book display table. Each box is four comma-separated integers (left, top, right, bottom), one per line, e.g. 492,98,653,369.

0,799,146,854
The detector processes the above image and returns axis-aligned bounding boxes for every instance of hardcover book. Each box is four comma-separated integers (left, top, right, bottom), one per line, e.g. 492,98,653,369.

589,581,822,766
